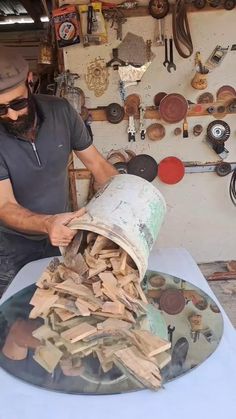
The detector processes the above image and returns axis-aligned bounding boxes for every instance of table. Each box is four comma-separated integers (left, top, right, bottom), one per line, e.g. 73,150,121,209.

0,247,236,419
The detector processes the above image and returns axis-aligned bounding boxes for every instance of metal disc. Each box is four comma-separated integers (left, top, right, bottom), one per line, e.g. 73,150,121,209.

159,93,188,124
224,0,235,9
193,124,203,136
127,154,158,182
154,92,167,107
159,289,186,315
197,92,214,104
215,162,232,176
207,120,230,144
193,0,206,8
216,85,236,100
148,0,169,18
106,103,125,124
228,98,236,113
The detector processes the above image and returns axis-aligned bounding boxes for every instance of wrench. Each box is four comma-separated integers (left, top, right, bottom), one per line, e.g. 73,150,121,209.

163,37,169,67
167,38,176,73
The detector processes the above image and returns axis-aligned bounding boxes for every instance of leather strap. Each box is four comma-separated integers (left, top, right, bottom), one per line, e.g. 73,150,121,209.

172,0,193,59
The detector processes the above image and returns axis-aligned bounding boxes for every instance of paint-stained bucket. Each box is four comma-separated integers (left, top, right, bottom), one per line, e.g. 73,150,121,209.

68,174,166,280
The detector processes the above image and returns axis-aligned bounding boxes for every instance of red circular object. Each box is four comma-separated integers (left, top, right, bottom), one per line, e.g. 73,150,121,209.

158,156,185,184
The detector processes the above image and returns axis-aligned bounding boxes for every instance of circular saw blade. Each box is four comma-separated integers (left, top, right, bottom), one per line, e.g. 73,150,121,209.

127,154,158,182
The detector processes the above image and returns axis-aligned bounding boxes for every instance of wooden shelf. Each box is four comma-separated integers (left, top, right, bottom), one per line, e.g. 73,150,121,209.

89,100,236,122
122,5,227,18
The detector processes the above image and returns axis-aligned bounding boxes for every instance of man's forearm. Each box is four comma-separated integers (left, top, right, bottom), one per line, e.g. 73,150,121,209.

0,202,50,235
93,160,118,186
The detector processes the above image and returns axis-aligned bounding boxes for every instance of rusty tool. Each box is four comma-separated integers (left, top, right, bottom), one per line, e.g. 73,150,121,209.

163,37,169,67
167,38,176,73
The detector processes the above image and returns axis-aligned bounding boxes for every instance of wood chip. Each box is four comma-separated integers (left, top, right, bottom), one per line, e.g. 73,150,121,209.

54,308,78,322
29,289,58,319
84,249,98,269
131,330,171,357
86,232,97,244
61,322,97,343
102,301,125,315
119,251,128,275
95,349,114,373
33,341,63,373
36,270,54,289
99,250,121,259
63,338,98,355
92,280,102,297
32,324,59,341
134,283,148,303
88,261,107,278
99,272,117,289
64,253,89,276
153,351,171,369
114,346,162,390
90,236,113,256
75,300,91,316
117,273,139,288
57,264,82,284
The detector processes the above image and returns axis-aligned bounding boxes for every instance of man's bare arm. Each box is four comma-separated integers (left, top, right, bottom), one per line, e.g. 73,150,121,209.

74,145,118,187
0,179,84,246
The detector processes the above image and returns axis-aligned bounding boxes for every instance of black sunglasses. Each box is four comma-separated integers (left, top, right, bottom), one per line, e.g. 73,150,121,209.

0,97,29,116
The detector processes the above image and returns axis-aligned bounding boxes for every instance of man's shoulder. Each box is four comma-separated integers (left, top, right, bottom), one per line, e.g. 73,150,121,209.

34,94,69,111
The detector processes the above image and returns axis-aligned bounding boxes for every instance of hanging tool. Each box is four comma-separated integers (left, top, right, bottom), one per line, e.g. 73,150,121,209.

106,48,126,70
172,0,193,58
154,18,165,46
167,38,176,73
104,8,127,41
182,117,188,138
87,5,93,34
148,0,168,47
184,161,236,174
206,45,229,70
139,103,146,140
148,0,169,18
163,37,169,67
127,115,136,142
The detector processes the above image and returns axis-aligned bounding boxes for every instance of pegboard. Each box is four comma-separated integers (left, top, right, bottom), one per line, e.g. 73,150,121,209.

63,9,236,262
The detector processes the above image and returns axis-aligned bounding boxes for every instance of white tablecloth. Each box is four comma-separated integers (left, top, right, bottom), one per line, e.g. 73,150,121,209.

1,247,236,419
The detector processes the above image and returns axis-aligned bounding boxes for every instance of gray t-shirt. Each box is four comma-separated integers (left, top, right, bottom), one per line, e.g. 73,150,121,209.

0,94,92,239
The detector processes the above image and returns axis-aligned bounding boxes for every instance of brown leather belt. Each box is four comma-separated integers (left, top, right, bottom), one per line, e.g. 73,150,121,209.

172,0,193,59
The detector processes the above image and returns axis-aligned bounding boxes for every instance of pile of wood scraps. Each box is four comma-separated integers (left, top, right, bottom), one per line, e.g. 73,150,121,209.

2,231,171,391
207,261,236,281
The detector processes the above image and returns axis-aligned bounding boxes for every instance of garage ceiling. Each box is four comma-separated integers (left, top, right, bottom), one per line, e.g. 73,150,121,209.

0,0,53,31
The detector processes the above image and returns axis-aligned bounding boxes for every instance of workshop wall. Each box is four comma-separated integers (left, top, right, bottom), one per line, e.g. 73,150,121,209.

63,9,236,263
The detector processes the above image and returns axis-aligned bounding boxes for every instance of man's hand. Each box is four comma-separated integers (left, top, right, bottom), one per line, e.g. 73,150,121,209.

44,208,86,247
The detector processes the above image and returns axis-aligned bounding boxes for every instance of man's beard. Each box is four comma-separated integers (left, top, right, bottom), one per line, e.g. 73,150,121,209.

0,95,36,137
